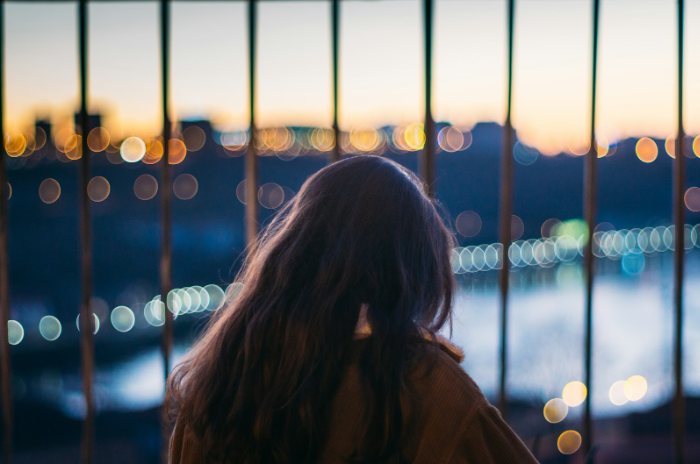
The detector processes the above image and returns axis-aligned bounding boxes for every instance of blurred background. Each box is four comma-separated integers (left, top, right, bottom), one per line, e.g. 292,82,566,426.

3,0,700,463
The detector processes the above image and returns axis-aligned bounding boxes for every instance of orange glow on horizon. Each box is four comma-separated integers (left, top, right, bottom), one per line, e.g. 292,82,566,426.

3,1,700,156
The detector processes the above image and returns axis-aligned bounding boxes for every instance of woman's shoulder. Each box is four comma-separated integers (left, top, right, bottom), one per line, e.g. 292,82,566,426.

400,337,516,463
407,335,488,417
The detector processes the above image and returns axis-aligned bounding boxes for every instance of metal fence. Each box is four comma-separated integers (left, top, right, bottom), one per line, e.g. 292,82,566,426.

0,1,689,463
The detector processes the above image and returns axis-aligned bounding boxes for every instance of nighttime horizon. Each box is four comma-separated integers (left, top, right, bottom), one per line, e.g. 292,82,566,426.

2,1,700,464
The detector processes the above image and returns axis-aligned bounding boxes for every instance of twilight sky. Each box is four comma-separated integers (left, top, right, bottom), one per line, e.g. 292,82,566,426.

5,0,700,155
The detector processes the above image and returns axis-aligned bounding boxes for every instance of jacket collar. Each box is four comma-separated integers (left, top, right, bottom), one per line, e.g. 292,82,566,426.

353,303,465,363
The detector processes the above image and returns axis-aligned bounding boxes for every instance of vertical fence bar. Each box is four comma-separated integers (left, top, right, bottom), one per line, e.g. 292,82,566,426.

0,2,12,463
159,3,173,460
245,0,259,248
583,0,600,456
331,0,340,164
673,1,685,463
160,0,173,383
421,0,434,197
78,1,95,463
497,0,515,418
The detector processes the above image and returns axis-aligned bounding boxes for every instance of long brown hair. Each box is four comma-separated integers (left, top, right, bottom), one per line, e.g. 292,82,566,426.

166,155,456,463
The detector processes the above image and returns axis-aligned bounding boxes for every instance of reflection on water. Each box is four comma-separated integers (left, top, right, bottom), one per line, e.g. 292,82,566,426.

453,250,700,419
33,251,700,421
44,346,188,419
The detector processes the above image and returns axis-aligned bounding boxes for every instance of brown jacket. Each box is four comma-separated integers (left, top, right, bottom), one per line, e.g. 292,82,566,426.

169,337,539,464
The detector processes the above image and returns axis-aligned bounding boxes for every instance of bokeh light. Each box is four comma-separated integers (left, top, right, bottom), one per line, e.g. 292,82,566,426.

120,136,147,163
596,135,611,157
220,129,248,153
513,142,539,166
4,130,27,157
511,215,524,240
54,128,76,154
665,134,676,158
34,126,47,151
236,179,248,205
87,176,110,202
694,135,700,157
258,182,284,209
183,126,206,152
541,218,562,237
226,282,245,301
450,249,462,273
173,174,198,200
621,253,645,275
8,320,24,345
455,211,482,238
87,127,110,152
39,178,61,204
186,288,201,312
143,138,164,164
685,187,700,213
437,126,465,152
106,150,124,165
567,138,589,156
22,132,36,156
624,375,647,401
543,398,568,423
144,300,166,327
557,430,582,455
134,174,158,200
260,127,293,153
39,316,62,341
403,123,425,151
310,127,334,152
635,137,657,163
198,287,211,309
64,134,82,160
175,289,190,314
110,306,135,333
76,313,100,335
204,284,225,311
179,289,193,313
609,380,629,406
167,290,182,315
562,381,587,407
350,126,381,152
168,139,187,164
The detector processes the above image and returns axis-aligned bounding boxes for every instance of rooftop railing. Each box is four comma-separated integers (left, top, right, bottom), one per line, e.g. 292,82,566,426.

0,1,691,463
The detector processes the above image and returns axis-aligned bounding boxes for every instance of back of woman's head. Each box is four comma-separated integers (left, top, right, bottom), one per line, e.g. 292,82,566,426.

167,155,456,463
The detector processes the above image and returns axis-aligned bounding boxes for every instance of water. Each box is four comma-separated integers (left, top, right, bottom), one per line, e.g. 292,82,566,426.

24,250,700,422
453,250,700,419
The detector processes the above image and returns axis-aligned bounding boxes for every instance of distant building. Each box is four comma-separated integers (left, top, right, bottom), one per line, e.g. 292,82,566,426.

73,112,103,134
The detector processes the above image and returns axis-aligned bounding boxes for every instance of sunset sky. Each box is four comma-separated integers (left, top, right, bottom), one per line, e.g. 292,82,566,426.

5,0,700,155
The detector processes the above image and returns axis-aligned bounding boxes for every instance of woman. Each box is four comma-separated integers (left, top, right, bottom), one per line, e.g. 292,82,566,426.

167,156,538,463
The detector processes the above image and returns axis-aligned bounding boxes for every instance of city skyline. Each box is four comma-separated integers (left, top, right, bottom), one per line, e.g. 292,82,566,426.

5,0,700,155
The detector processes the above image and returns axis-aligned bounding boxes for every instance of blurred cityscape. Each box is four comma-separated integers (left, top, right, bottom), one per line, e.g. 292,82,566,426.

3,111,700,462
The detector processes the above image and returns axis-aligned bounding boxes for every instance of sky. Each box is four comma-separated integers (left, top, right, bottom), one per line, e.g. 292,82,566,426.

5,0,700,155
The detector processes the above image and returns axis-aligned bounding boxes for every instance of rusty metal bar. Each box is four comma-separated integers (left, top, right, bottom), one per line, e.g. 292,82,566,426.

160,0,173,383
159,3,173,460
673,2,686,463
246,0,259,247
78,1,95,463
582,0,600,455
0,2,12,463
330,0,340,163
420,0,434,197
497,0,515,419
